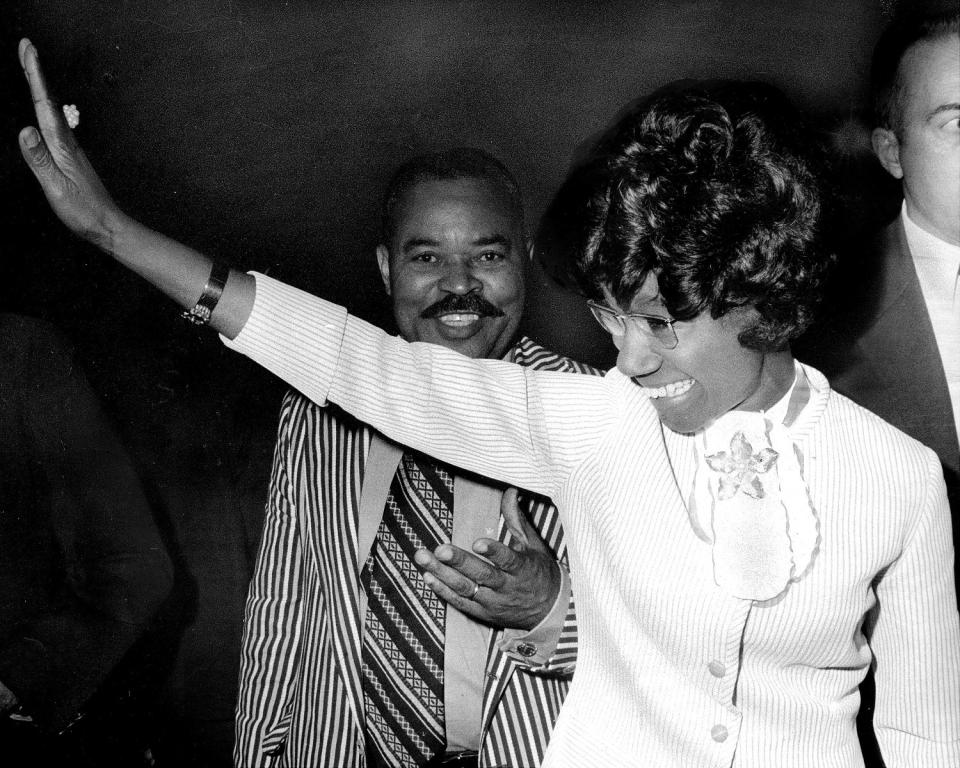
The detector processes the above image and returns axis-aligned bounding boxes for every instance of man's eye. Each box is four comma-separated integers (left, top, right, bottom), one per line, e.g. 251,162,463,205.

644,316,671,330
476,251,505,262
411,253,438,263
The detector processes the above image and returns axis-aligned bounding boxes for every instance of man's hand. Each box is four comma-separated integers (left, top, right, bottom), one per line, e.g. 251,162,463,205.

414,488,561,631
18,38,123,251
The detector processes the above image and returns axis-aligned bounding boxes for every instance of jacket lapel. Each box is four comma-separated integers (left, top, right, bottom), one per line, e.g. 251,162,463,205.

478,513,520,741
307,419,402,757
343,433,404,734
854,221,959,473
357,435,404,572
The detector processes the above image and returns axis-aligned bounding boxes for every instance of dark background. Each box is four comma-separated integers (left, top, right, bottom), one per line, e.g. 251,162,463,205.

1,2,896,765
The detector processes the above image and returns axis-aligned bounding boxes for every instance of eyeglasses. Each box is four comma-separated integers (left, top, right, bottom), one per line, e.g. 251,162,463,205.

586,300,679,349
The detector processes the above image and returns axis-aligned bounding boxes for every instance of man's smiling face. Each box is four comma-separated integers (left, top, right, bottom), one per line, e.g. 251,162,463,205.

377,177,526,360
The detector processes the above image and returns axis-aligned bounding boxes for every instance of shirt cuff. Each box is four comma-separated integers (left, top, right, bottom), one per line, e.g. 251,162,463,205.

221,272,348,407
497,565,571,666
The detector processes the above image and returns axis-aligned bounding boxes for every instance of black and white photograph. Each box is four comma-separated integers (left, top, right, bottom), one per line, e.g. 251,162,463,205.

1,1,957,766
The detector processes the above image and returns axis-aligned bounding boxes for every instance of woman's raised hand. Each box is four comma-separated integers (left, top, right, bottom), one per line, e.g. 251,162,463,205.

18,38,124,253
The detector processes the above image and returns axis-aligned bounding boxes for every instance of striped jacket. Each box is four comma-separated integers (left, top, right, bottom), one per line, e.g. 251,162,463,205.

235,337,597,767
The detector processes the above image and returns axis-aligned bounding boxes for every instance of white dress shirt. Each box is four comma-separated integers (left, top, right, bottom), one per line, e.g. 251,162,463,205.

903,204,960,443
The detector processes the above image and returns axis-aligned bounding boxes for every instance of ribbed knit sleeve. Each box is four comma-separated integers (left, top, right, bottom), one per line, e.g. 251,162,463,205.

223,273,348,407
872,453,960,766
227,273,614,499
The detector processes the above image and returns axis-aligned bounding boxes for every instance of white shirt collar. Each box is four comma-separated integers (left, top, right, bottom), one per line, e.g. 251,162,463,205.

903,203,960,300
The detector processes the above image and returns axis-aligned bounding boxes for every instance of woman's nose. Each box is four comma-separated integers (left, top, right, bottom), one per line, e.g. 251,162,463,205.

614,327,663,377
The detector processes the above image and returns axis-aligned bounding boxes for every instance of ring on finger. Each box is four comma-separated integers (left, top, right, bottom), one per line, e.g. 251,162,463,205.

469,581,480,600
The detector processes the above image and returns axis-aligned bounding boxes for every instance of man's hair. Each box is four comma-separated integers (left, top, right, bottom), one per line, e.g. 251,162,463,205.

380,148,524,243
871,8,960,132
573,80,830,351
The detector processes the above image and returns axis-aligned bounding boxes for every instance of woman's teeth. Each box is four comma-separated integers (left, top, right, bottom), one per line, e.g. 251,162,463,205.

640,379,695,399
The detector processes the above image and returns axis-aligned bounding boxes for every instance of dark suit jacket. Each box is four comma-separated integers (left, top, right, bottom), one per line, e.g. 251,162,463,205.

796,217,959,558
795,217,959,768
0,314,173,732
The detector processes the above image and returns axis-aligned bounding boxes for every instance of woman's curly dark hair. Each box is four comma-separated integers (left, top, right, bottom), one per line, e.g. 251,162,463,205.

575,80,832,350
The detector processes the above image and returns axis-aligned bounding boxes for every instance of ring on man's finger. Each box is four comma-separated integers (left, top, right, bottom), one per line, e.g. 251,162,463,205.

469,582,480,600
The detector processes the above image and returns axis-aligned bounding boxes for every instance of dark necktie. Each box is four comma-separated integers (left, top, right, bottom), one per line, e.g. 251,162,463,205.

361,451,454,767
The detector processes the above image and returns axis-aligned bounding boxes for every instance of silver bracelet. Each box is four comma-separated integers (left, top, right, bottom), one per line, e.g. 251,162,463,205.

182,262,229,326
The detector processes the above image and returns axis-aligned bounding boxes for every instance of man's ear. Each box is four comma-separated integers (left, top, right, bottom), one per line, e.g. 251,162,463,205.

871,127,904,180
525,238,535,263
375,244,392,295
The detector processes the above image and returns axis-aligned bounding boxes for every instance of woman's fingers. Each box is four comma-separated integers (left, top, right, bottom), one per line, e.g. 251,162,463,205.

20,39,77,158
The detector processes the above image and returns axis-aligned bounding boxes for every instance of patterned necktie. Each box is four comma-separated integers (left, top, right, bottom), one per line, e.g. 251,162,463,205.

361,451,454,767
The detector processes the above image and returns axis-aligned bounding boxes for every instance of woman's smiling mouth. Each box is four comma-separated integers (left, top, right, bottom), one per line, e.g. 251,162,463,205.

636,378,696,399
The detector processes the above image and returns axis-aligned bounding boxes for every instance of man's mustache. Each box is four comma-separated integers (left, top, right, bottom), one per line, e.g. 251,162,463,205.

420,293,505,319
